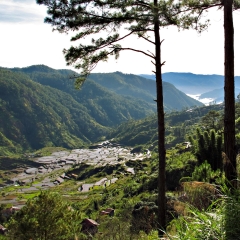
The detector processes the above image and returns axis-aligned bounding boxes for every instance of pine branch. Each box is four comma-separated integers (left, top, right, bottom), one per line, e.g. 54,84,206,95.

115,47,155,59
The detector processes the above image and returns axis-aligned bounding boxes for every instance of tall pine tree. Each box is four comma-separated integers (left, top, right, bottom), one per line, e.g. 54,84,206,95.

182,0,240,184
37,0,207,232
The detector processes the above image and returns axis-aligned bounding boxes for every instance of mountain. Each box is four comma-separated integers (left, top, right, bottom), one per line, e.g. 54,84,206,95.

140,73,240,95
199,87,240,103
108,104,224,148
11,65,203,112
88,72,203,110
0,68,109,153
10,66,155,126
1,65,203,154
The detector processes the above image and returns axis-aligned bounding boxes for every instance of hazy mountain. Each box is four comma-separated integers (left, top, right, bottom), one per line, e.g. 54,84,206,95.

140,73,240,95
199,87,240,103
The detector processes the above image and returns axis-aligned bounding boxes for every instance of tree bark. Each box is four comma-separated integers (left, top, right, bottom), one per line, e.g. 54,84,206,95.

154,0,166,233
223,0,237,182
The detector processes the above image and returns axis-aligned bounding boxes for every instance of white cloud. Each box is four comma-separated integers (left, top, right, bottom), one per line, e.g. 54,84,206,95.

0,0,47,23
1,1,240,76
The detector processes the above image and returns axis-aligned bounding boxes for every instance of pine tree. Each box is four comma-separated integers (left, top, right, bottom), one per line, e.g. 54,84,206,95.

7,191,82,240
189,128,223,171
182,0,240,184
37,0,207,232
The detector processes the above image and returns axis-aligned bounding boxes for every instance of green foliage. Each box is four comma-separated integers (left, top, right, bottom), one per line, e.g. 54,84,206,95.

131,201,158,234
166,151,197,190
7,191,82,240
191,161,223,184
224,190,240,240
167,203,225,240
167,184,240,240
189,128,223,170
201,110,222,131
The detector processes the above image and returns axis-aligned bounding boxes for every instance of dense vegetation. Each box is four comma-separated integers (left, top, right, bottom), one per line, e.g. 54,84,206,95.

107,104,224,150
0,68,108,154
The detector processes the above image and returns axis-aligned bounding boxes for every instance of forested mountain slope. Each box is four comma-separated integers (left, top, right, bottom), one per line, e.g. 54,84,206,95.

0,69,109,153
107,104,224,148
12,65,203,112
11,65,155,124
89,72,203,110
1,65,204,154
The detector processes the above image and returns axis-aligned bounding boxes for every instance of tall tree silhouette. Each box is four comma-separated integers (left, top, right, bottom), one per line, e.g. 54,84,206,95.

37,0,207,232
182,0,239,182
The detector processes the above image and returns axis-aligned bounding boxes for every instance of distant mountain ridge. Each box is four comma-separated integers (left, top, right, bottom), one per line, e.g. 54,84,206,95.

88,71,203,110
11,65,203,111
140,72,240,95
199,87,240,103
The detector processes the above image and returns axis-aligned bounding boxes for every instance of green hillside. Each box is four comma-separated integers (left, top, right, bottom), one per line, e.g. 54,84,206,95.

89,71,203,110
107,104,224,149
11,65,155,126
1,65,204,155
0,69,109,154
12,65,203,112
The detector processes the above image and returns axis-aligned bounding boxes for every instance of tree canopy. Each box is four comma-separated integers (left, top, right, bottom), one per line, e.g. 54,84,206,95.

36,0,206,85
7,191,82,240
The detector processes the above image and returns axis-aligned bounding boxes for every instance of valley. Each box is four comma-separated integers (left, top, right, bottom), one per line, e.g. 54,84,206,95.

0,141,151,208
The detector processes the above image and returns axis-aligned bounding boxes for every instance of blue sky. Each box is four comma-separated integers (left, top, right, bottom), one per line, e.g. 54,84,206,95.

1,0,240,75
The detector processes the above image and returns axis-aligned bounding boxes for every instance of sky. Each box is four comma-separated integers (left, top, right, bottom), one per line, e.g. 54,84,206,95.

1,0,240,75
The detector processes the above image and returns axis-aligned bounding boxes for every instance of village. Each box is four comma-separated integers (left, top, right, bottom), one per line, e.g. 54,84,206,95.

10,141,150,190
0,141,151,235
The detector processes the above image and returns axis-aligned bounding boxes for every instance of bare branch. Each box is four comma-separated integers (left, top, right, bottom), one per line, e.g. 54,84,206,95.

147,50,155,57
139,35,155,44
115,47,155,59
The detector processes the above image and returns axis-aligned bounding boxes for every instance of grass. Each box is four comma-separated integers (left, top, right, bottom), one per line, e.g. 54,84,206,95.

165,181,240,240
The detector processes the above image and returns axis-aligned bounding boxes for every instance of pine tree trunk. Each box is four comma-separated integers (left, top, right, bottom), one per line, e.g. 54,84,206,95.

223,0,237,182
154,0,166,233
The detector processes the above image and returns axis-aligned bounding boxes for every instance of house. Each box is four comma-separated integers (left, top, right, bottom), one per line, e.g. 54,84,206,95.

100,208,114,217
1,206,20,219
0,224,7,235
54,177,64,184
70,173,78,179
81,218,99,236
60,173,66,179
